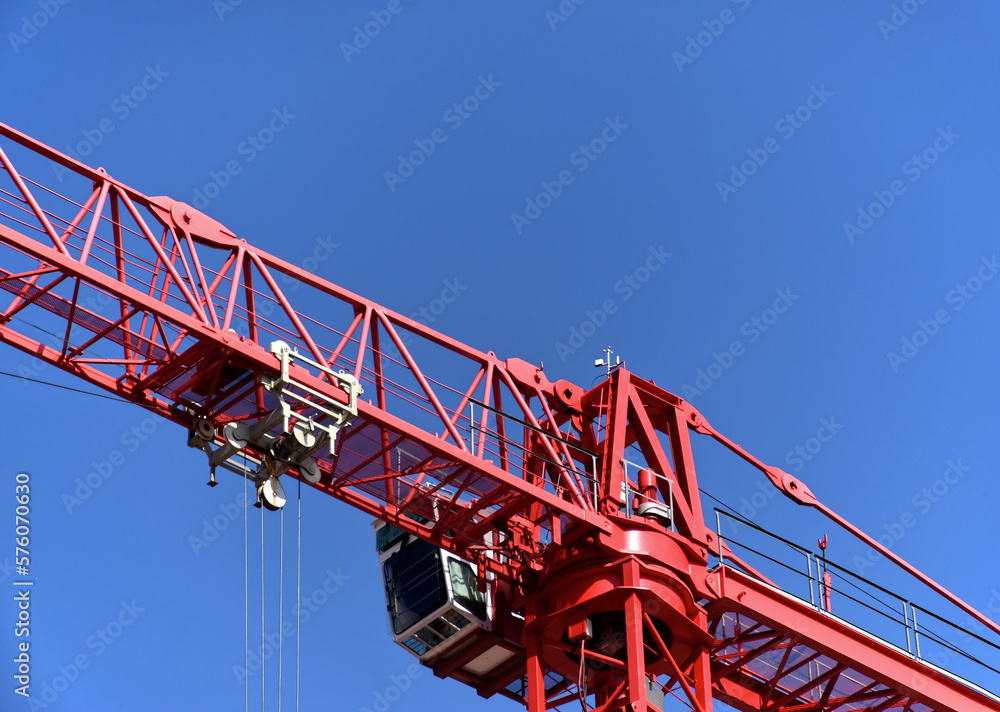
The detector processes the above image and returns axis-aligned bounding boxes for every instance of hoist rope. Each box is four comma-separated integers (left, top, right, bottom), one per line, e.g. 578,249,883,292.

261,496,265,710
297,478,302,712
244,455,249,712
0,368,126,402
278,502,284,712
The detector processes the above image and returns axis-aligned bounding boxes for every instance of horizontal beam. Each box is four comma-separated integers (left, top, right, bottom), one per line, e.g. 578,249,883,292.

710,567,997,712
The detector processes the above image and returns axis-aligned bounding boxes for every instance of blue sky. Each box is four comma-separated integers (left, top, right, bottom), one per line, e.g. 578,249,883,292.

2,2,999,710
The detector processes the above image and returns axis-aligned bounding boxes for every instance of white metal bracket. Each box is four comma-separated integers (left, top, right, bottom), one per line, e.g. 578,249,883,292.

187,340,363,487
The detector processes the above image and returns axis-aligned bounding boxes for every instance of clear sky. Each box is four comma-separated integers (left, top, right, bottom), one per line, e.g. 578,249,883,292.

2,2,999,711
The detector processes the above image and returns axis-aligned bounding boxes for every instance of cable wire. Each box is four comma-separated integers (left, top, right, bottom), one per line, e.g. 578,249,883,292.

0,368,127,403
244,455,249,712
9,315,119,366
698,485,741,519
279,502,284,712
261,495,265,711
296,478,301,712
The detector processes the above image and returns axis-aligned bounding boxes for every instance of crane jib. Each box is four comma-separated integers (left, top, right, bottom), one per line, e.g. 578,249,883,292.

0,120,997,712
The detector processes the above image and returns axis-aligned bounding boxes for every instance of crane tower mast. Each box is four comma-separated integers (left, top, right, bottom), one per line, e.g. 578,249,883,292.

0,122,996,712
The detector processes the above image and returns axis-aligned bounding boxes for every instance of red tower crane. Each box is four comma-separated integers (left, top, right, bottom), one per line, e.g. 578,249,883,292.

0,121,997,712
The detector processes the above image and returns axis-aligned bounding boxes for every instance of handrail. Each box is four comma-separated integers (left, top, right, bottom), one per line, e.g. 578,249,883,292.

713,508,1000,697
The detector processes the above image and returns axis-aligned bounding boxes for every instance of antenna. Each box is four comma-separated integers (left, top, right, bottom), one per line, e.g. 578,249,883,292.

594,346,621,377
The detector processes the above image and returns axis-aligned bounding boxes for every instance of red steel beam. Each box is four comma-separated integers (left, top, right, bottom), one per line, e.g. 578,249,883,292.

4,120,1000,712
0,122,611,586
710,567,998,712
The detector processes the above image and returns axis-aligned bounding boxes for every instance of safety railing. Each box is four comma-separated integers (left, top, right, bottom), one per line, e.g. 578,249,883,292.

714,509,1000,700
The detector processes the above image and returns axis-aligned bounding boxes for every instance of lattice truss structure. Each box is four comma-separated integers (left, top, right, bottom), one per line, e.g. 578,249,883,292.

1,122,998,712
0,122,606,574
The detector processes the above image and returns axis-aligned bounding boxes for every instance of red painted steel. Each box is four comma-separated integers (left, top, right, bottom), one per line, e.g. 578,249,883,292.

1,122,997,711
710,568,997,712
